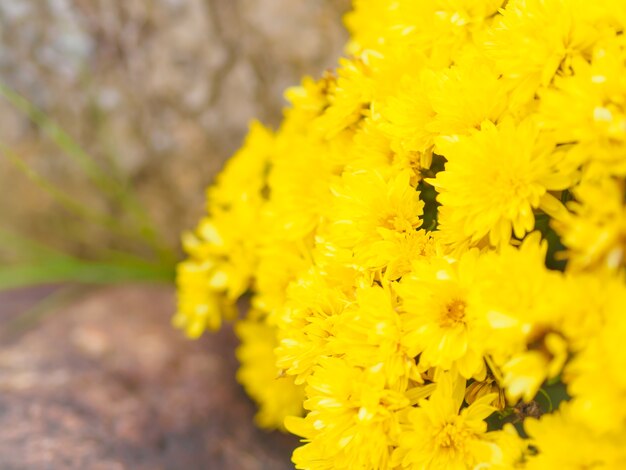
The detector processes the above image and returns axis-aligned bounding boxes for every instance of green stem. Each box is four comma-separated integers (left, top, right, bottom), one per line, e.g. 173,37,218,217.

0,83,175,261
0,144,159,248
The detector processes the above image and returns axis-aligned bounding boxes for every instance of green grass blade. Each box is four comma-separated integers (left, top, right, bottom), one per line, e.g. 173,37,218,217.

0,228,74,261
0,83,174,259
0,258,175,291
0,82,114,192
0,144,163,247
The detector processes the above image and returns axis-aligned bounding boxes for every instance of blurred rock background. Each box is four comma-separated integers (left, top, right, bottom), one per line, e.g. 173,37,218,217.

0,2,349,468
0,0,349,258
0,285,300,469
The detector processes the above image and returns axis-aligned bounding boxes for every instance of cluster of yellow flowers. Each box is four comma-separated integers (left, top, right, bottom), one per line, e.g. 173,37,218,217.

175,0,626,468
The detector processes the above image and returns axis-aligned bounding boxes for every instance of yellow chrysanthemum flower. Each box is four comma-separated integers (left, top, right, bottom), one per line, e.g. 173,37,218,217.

555,177,626,272
275,265,354,384
173,121,273,336
286,357,410,470
320,168,425,276
393,373,523,469
376,71,437,158
395,250,489,380
524,403,626,469
483,0,613,104
500,332,568,403
173,257,236,337
538,36,626,178
235,316,305,430
426,59,509,137
564,279,626,434
332,283,422,387
472,235,570,402
431,118,574,249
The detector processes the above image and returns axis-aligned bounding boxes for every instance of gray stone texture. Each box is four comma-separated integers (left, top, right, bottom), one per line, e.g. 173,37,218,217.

0,0,349,254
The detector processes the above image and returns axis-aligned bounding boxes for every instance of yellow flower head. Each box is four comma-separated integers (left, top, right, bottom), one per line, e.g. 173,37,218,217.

394,372,523,469
564,280,626,434
483,0,612,103
320,168,425,276
275,265,354,384
286,357,410,470
555,177,626,272
538,37,626,177
235,317,305,430
173,258,236,337
524,403,626,469
332,283,421,387
426,60,509,137
395,250,489,379
431,118,574,249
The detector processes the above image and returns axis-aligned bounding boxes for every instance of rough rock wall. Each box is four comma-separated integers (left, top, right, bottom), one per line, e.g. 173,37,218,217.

0,285,298,469
0,0,349,254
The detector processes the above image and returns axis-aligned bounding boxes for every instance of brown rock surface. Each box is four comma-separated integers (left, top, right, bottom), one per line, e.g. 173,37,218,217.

0,285,297,469
0,0,349,255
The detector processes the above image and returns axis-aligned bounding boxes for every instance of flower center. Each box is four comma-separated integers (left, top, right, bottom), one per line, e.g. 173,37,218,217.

435,422,467,450
381,213,412,232
440,299,466,327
